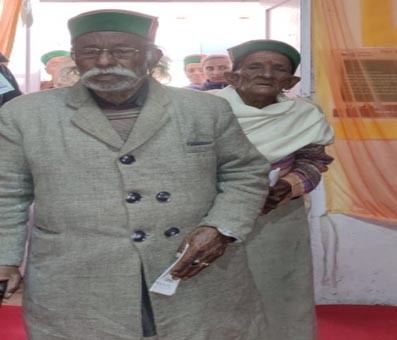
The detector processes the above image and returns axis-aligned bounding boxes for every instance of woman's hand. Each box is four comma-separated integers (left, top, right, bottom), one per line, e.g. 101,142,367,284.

262,179,292,214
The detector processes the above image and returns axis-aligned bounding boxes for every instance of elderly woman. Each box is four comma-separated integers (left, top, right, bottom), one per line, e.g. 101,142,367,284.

215,40,334,340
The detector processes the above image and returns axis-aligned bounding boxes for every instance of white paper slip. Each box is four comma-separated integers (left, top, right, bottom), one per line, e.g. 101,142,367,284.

149,244,189,296
269,168,281,187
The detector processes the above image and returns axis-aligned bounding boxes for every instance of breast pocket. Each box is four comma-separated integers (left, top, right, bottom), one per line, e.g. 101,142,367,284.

185,140,215,153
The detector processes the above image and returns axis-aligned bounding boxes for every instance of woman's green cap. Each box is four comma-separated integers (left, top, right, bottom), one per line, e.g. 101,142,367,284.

228,39,301,73
68,9,158,42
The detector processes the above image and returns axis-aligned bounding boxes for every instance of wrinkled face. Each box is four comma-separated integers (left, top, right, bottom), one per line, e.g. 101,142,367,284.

184,62,205,85
233,51,298,99
202,57,232,83
45,56,73,77
72,31,151,92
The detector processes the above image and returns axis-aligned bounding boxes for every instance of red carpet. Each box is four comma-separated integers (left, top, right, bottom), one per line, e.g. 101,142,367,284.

0,306,25,340
0,304,396,339
316,305,397,340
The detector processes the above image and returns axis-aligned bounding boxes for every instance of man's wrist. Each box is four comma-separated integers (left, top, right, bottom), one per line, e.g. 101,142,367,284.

214,227,240,243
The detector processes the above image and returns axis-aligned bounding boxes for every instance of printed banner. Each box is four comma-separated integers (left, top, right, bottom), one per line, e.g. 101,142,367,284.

313,0,397,221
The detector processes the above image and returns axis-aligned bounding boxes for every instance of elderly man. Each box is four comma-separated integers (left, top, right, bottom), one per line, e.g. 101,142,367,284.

182,54,205,90
215,40,334,340
200,54,232,90
0,10,270,340
40,50,79,90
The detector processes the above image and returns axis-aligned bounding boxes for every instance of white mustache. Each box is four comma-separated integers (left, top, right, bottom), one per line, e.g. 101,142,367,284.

80,66,139,81
80,66,146,92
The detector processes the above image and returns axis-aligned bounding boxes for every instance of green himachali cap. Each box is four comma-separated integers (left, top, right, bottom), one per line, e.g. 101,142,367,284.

41,50,70,65
67,9,159,42
183,54,205,66
228,39,301,74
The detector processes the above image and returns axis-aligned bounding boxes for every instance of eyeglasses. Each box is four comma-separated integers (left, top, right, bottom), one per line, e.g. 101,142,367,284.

72,47,141,60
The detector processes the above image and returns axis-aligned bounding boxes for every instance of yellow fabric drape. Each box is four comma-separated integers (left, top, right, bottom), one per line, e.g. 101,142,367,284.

313,0,397,221
0,0,22,59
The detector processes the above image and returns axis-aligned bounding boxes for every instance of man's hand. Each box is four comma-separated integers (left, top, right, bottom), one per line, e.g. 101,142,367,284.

0,266,22,300
262,178,292,214
171,226,234,280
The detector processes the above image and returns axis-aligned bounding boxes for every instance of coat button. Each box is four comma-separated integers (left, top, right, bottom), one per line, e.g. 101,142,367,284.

131,230,146,242
119,155,135,165
126,192,142,203
156,191,171,202
164,227,180,237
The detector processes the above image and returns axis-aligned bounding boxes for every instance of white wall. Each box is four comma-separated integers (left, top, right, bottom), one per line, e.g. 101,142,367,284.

308,182,397,305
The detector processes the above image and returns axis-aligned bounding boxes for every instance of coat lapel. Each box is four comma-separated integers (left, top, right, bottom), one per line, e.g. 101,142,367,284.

120,79,170,155
67,83,124,150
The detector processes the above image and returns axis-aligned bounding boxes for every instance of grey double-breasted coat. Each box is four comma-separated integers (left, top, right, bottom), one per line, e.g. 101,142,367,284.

0,79,270,340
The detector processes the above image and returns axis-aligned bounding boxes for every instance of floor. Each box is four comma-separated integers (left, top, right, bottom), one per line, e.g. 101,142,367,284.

1,304,397,340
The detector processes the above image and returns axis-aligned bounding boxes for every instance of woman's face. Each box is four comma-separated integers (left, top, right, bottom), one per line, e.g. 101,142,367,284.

233,51,297,99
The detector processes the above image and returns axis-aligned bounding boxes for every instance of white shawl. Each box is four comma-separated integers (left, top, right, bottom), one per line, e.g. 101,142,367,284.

216,86,334,163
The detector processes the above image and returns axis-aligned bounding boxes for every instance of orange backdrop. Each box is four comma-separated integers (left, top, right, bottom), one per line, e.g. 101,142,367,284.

0,0,22,59
313,0,397,221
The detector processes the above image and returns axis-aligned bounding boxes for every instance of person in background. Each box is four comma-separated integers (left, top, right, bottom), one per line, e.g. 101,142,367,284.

0,52,22,107
215,39,334,340
0,9,271,340
183,54,205,90
200,54,232,90
40,50,79,90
